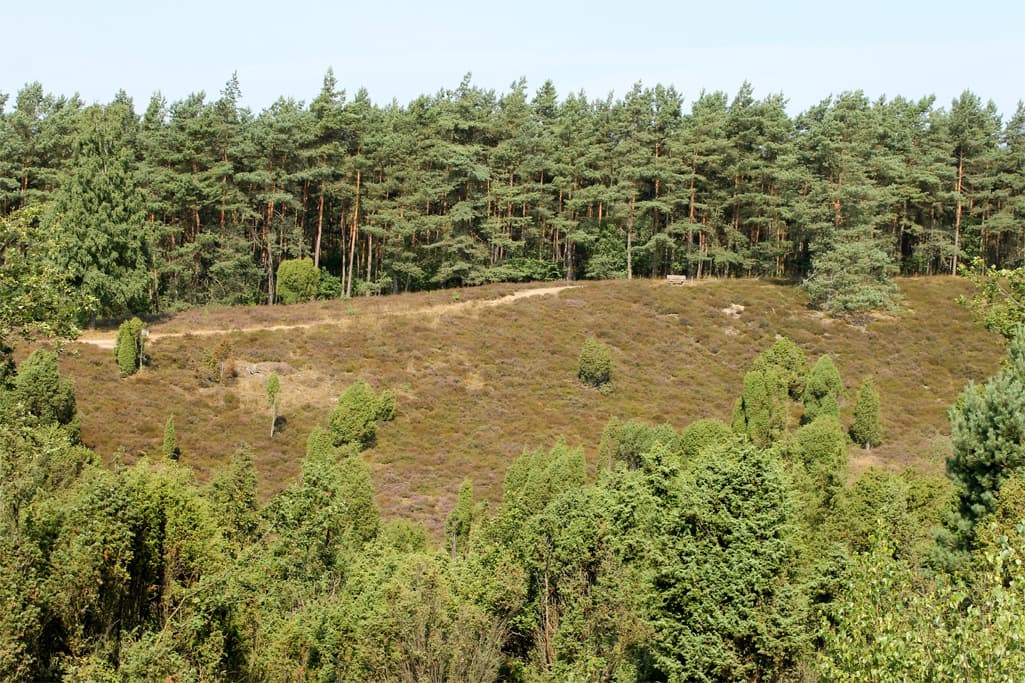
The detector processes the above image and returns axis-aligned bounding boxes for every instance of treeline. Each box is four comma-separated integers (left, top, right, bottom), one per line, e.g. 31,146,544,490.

1,74,1023,316
3,328,1024,681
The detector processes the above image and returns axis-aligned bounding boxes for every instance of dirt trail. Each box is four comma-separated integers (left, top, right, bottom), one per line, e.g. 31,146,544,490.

76,285,578,350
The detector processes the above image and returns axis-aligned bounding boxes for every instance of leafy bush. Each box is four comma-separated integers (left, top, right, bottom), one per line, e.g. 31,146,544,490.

201,338,235,384
275,258,319,304
578,337,612,387
850,377,883,448
598,418,679,469
317,270,342,300
793,415,848,516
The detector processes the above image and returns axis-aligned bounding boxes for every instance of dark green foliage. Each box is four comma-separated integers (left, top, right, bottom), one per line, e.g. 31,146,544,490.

10,349,76,427
577,336,612,387
850,376,883,447
2,81,1023,312
803,355,842,423
206,445,260,549
732,367,788,447
327,380,394,448
113,316,145,376
51,103,152,318
162,416,178,460
944,326,1025,552
274,257,320,305
753,336,808,399
678,418,733,459
649,438,804,680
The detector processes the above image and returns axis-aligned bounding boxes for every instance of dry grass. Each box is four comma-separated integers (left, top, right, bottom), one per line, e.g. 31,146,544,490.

53,277,1004,535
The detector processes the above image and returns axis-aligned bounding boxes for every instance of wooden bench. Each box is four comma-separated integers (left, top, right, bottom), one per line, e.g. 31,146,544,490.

666,274,688,285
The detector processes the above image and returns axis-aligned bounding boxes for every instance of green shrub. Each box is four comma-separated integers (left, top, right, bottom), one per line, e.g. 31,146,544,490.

317,270,342,300
275,258,320,304
376,389,396,422
850,377,883,448
578,337,612,387
752,337,808,399
114,317,146,376
793,415,848,515
803,355,842,423
162,416,179,460
328,381,396,448
598,418,679,469
11,349,76,427
679,418,733,459
732,367,788,447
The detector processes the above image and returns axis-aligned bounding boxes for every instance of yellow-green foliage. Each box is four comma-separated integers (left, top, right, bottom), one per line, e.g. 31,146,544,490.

803,355,842,423
578,337,612,387
849,377,883,447
11,349,77,427
732,367,788,448
328,381,395,448
114,317,145,376
275,258,320,305
753,336,808,399
679,419,733,460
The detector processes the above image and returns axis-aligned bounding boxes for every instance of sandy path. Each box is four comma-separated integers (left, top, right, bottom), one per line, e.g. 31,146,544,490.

76,285,578,350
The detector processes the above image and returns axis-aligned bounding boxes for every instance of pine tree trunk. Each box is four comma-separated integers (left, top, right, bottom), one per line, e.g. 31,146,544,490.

953,152,964,275
346,169,361,298
315,184,325,269
627,195,635,280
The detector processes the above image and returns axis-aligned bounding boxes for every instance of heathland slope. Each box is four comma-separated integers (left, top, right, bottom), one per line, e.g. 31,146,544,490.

59,277,1003,532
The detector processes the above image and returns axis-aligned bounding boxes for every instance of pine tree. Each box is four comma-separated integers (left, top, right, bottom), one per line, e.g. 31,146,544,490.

944,326,1025,551
803,224,901,314
850,377,883,448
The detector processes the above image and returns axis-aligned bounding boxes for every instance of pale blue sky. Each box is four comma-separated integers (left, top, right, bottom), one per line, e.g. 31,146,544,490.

7,0,1024,118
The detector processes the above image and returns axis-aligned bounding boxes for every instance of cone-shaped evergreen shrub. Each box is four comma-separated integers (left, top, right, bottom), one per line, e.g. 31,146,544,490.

578,337,612,387
12,349,76,426
162,416,179,460
803,355,842,423
732,367,787,447
752,337,808,399
114,317,145,376
328,381,396,448
850,377,883,448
